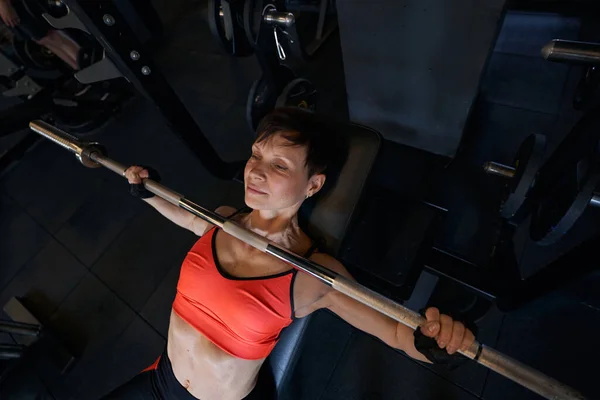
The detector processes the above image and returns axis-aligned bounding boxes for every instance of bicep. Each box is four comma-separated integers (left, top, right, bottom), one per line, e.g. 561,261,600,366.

327,290,399,347
302,255,398,347
190,205,237,236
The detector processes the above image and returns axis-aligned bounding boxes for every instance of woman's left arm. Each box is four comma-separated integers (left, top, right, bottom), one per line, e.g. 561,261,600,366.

301,254,475,363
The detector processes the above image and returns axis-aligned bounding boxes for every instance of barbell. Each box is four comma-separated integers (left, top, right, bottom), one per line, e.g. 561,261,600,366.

483,133,546,224
28,120,587,400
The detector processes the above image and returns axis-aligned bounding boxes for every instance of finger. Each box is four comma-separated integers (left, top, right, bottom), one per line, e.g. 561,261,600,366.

446,321,465,354
420,321,440,337
139,169,150,179
425,307,440,322
437,314,453,349
421,307,440,337
125,166,143,176
460,329,476,352
125,167,143,184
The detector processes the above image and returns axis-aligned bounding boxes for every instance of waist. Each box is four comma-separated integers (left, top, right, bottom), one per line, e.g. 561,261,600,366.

167,310,264,400
172,291,286,360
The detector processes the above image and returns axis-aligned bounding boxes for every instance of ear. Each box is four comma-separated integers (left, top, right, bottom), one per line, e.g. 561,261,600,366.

307,173,326,197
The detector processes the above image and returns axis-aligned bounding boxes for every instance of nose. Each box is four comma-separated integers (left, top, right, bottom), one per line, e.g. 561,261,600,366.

247,163,266,181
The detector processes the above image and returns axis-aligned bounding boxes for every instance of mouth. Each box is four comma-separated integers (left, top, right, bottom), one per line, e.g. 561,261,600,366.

247,184,267,195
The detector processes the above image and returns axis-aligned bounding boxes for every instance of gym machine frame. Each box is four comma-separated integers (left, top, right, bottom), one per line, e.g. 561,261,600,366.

59,0,243,180
28,119,588,400
424,235,600,311
430,36,600,310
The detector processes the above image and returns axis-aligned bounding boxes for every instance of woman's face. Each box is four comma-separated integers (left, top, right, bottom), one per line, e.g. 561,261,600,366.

244,132,324,211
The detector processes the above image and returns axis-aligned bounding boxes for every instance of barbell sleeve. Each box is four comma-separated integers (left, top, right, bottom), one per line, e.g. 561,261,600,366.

542,39,600,65
27,120,587,400
29,120,84,155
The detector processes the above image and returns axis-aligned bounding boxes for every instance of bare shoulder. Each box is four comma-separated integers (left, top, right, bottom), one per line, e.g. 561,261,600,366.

309,252,348,275
215,205,238,217
194,205,239,236
293,252,352,318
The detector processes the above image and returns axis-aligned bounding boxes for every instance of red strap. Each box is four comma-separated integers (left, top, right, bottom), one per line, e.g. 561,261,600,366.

141,355,161,372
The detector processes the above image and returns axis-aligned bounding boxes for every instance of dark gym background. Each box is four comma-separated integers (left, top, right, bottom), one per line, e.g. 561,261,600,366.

0,0,598,399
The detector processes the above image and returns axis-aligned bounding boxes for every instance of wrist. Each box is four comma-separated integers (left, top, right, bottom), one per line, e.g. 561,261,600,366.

128,166,161,199
412,329,467,369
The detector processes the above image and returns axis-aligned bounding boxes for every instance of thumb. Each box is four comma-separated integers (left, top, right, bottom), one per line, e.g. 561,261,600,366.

421,321,440,337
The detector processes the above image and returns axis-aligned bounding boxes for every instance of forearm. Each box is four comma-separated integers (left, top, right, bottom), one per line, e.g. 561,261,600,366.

143,196,196,231
328,292,431,363
393,323,431,363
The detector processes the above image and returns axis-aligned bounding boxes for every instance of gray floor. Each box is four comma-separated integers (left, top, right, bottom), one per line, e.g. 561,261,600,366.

0,2,598,400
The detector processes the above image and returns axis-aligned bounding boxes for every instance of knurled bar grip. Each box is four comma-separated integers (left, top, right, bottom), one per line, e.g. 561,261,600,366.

92,153,184,205
333,276,428,330
27,120,587,400
29,120,84,154
477,345,584,400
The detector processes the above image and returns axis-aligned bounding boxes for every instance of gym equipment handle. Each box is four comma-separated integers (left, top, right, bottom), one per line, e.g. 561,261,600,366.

264,11,295,27
542,40,600,65
0,320,41,337
483,161,516,179
28,121,587,400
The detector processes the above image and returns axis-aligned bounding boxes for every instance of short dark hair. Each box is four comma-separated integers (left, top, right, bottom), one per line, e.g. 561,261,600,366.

255,108,338,177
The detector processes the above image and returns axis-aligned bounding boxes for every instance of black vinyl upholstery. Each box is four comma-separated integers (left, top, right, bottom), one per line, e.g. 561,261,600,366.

268,121,381,394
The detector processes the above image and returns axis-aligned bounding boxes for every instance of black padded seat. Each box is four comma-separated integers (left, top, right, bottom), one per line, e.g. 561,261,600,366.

267,120,381,394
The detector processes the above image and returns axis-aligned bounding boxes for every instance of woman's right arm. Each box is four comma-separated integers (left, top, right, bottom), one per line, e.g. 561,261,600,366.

126,166,233,236
142,196,209,235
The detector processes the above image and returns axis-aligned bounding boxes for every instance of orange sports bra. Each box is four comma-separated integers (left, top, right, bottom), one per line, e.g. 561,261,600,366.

172,222,317,360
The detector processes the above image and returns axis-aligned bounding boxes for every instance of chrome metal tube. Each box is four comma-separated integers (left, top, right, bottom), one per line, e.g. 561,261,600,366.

478,345,585,400
333,276,434,329
264,11,295,27
483,161,516,179
0,344,25,360
146,180,182,206
29,120,84,155
28,121,587,400
267,244,336,285
589,194,600,208
0,320,41,337
542,40,600,65
90,152,128,176
180,198,225,226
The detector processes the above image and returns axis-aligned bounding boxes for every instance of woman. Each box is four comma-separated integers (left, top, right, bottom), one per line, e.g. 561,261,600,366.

105,108,475,399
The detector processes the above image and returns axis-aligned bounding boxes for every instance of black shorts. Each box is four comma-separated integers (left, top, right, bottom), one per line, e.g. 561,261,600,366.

10,0,49,41
101,349,277,400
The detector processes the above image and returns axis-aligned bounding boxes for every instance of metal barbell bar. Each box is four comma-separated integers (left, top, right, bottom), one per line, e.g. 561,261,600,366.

28,120,587,400
542,40,600,65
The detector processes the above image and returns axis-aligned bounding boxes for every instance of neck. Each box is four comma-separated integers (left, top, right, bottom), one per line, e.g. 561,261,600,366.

245,205,301,241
